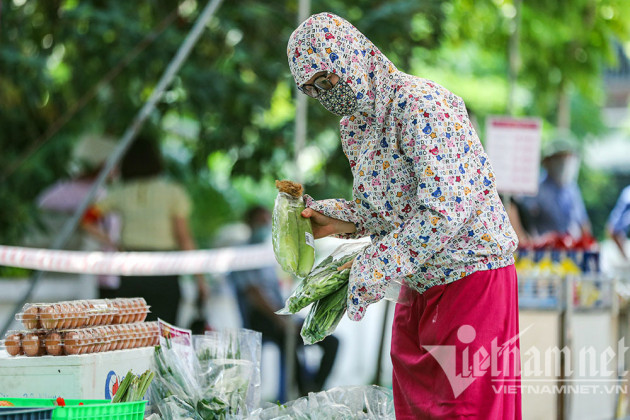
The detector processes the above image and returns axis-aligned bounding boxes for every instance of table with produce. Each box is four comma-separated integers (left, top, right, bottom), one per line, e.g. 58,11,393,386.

0,181,394,419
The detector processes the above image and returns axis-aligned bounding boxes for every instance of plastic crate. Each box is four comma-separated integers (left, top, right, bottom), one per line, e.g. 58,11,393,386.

0,407,54,420
2,399,146,420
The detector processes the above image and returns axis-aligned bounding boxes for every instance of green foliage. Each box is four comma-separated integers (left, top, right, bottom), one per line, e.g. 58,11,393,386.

1,0,629,246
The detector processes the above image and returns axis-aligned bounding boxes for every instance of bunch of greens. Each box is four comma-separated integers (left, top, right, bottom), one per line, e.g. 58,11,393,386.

276,243,369,346
112,369,154,403
278,250,359,315
151,343,229,420
300,283,349,345
194,330,261,416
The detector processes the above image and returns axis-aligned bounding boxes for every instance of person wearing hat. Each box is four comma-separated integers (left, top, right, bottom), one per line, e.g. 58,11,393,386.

514,131,592,241
28,134,121,297
34,133,119,251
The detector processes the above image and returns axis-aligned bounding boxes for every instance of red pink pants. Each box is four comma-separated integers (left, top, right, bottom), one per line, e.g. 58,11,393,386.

391,265,522,419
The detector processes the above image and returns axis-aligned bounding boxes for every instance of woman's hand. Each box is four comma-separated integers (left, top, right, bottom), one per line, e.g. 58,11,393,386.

301,208,356,239
337,258,354,271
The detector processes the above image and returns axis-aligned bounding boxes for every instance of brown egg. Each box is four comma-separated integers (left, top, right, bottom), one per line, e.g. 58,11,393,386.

5,333,23,356
39,304,57,330
71,302,83,329
64,303,76,329
22,333,43,357
124,324,134,349
87,329,98,354
147,322,160,346
121,299,133,324
63,331,80,355
133,298,143,323
75,301,89,328
74,330,86,355
21,305,40,329
144,324,154,347
94,328,105,353
54,303,70,329
82,329,93,354
136,323,147,347
102,300,114,325
98,327,111,353
132,324,143,348
110,299,122,324
85,300,97,326
111,325,123,351
45,332,62,356
136,298,148,323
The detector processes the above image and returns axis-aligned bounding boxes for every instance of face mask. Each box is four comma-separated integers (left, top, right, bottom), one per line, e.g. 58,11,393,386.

546,155,579,186
317,79,359,116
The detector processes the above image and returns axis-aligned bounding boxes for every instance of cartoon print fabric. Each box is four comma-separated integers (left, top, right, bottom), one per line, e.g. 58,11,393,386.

287,13,519,321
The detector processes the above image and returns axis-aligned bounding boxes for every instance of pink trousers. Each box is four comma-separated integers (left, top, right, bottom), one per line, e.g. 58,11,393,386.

391,265,522,419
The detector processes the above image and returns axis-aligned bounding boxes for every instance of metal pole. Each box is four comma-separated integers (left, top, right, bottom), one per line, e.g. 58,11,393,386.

506,0,521,116
0,0,224,337
293,0,310,184
372,300,391,385
285,0,310,401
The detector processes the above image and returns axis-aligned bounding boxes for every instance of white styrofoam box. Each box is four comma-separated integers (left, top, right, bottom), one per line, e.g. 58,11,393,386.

0,346,153,400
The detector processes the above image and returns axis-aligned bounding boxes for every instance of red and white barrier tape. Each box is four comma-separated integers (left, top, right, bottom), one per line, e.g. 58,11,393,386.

0,244,276,276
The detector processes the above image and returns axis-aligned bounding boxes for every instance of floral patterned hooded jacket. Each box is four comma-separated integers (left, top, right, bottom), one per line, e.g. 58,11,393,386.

287,13,518,321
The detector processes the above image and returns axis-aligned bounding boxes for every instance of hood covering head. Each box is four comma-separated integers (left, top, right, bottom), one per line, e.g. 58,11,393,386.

287,12,398,115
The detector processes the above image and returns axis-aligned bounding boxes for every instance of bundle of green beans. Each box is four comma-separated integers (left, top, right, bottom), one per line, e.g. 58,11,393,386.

112,369,155,403
301,283,349,345
278,251,359,315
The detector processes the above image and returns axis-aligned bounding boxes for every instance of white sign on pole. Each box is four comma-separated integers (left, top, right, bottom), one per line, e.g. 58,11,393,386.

484,116,542,196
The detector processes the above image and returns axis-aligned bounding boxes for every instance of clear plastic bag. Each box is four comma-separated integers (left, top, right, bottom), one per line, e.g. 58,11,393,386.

277,242,368,315
195,329,263,417
272,180,315,278
246,385,394,420
150,330,262,419
275,242,369,345
300,283,348,345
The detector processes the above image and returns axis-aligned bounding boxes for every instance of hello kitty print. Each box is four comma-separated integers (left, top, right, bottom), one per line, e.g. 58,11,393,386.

288,13,518,321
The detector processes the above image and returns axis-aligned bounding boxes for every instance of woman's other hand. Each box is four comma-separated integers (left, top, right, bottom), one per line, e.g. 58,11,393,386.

300,208,356,239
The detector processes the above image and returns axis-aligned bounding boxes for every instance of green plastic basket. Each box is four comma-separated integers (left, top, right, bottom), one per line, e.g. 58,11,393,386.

2,399,146,420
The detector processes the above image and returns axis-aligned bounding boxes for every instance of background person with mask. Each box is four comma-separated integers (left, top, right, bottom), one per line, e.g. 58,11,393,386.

514,131,592,241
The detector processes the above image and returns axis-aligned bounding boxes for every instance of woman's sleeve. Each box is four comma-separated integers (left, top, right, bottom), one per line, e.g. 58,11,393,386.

303,194,373,239
347,121,481,321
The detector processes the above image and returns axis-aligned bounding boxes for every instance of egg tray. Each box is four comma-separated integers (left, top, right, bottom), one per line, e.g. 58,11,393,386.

15,298,150,330
2,321,159,357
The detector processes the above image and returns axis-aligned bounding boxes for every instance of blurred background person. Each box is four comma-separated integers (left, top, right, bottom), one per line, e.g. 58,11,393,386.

82,131,209,324
228,205,339,400
27,134,120,297
512,131,592,244
607,185,630,260
33,133,118,252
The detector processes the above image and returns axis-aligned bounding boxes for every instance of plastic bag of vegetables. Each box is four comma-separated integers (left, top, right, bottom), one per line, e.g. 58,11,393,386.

193,329,262,417
150,340,231,420
276,242,368,315
272,180,315,278
300,282,349,345
247,385,395,419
